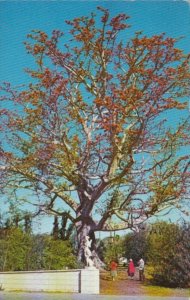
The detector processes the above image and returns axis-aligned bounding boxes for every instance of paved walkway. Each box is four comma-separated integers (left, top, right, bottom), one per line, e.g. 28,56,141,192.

0,292,189,300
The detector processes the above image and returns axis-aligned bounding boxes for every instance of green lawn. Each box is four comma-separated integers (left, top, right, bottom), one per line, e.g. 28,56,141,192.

143,284,190,297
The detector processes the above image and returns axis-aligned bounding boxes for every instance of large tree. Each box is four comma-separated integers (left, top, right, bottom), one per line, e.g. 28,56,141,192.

0,7,190,265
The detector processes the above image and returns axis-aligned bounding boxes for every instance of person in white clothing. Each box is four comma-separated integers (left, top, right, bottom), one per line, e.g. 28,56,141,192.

138,258,145,281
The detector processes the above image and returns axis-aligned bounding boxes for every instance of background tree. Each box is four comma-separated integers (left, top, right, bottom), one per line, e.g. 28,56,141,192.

123,228,148,265
0,227,32,271
146,221,179,267
43,237,77,270
60,214,74,241
171,222,190,288
52,215,59,240
102,234,125,266
26,234,47,271
147,221,190,288
24,214,32,234
0,225,78,271
0,7,190,265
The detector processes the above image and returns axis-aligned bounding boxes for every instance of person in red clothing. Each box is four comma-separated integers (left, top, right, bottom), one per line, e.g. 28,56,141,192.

110,260,118,281
128,258,135,279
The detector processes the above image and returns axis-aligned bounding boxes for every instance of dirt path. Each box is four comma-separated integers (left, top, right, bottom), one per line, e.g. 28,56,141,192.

100,270,190,297
100,270,144,295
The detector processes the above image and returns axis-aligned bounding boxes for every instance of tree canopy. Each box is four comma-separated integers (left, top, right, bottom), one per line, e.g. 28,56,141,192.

0,7,190,263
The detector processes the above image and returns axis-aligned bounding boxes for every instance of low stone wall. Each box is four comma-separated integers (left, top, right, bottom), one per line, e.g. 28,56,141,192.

0,268,99,294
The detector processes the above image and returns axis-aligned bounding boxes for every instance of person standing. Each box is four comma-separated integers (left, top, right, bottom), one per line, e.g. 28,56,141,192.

138,258,145,281
110,260,118,281
128,258,135,279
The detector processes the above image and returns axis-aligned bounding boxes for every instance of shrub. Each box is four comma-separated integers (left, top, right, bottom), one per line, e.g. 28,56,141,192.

43,237,78,270
0,228,32,271
147,222,190,288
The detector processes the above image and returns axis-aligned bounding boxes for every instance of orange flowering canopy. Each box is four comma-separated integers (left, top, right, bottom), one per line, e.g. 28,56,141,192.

0,7,190,261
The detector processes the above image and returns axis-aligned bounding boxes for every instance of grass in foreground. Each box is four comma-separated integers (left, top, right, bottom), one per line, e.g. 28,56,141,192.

143,284,190,297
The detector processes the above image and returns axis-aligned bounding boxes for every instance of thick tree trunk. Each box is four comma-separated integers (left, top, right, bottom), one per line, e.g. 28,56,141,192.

76,221,105,269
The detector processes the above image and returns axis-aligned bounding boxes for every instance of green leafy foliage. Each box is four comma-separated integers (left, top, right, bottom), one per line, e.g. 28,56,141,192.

0,228,32,271
147,222,190,287
102,235,125,265
43,237,77,270
147,221,179,265
0,227,77,271
123,230,148,265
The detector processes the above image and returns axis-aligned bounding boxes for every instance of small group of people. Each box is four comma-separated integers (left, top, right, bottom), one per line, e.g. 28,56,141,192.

110,258,145,281
128,258,145,281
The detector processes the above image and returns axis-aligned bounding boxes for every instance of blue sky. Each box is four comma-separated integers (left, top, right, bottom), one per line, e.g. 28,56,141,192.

0,1,190,234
